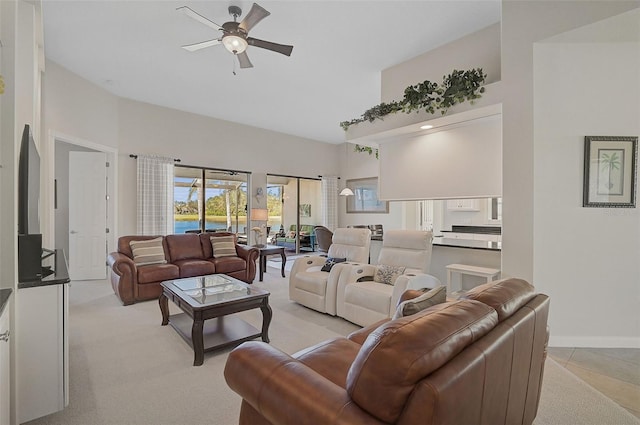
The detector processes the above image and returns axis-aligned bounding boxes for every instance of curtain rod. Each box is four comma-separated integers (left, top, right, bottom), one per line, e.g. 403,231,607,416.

318,175,342,179
129,154,181,162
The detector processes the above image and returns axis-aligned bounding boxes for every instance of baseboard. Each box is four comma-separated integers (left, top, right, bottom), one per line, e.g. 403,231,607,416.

549,335,640,348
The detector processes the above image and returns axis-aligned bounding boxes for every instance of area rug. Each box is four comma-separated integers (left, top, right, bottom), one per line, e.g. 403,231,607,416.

266,253,308,272
24,273,639,425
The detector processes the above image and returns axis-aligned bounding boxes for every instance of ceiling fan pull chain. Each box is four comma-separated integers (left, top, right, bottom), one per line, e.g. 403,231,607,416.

232,55,237,76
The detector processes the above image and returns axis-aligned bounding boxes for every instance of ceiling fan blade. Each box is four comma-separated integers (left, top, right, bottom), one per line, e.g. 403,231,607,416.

247,37,293,56
238,3,270,33
181,39,221,52
177,6,222,30
237,51,253,69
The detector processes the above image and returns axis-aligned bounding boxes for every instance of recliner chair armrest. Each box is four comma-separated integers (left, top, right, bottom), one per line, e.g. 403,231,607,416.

390,273,442,316
290,255,328,274
224,341,384,425
335,264,377,318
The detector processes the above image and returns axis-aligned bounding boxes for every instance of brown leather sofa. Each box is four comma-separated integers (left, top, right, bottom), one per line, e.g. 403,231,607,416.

224,278,549,425
107,233,259,305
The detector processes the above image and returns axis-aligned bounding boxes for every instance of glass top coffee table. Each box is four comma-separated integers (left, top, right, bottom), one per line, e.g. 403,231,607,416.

159,274,271,366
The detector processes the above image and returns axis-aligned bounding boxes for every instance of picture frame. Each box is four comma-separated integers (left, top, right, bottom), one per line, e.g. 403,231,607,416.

346,177,389,213
583,136,637,208
299,204,311,217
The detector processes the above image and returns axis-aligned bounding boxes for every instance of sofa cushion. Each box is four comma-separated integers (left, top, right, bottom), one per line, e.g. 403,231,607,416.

165,234,205,262
320,257,346,272
211,235,237,258
293,271,328,296
137,263,179,284
346,299,498,424
392,285,446,319
344,281,392,315
293,337,362,389
129,237,167,266
460,278,536,322
373,264,406,285
173,259,216,278
211,257,246,274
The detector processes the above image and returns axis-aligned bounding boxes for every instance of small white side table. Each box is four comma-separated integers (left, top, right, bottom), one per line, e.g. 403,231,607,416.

446,263,500,294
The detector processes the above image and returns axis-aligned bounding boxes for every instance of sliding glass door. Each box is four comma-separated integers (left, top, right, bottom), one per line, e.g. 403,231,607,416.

174,166,249,236
267,174,322,254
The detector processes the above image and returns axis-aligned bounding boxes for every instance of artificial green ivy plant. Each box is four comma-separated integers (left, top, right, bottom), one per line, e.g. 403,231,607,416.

340,68,487,131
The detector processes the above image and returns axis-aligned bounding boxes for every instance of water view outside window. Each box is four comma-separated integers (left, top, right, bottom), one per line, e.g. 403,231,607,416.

173,168,249,234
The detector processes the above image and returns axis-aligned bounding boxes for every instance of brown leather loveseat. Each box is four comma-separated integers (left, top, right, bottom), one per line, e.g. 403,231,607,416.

107,233,259,305
224,278,549,425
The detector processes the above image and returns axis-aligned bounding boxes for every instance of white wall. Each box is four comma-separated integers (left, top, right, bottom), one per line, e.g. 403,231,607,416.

381,23,501,103
533,24,639,345
338,142,409,231
116,98,339,236
502,2,640,347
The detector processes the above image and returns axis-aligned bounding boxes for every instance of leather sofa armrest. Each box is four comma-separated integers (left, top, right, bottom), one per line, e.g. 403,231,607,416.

347,319,389,345
107,252,137,305
107,252,136,278
224,341,384,425
236,245,259,262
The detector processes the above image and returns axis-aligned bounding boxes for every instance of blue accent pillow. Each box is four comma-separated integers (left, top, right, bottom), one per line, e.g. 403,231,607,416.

321,257,346,272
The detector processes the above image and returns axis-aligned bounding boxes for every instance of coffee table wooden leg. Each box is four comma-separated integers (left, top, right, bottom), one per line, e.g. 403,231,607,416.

280,250,286,278
260,299,272,343
191,319,204,366
159,293,169,326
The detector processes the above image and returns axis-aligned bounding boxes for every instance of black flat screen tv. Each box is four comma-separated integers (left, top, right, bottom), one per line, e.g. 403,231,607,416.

17,124,41,235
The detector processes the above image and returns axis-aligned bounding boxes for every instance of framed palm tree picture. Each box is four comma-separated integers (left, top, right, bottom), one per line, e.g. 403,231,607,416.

583,136,637,207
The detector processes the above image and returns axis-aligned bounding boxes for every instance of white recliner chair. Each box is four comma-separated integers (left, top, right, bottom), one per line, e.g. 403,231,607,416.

336,230,441,326
289,228,371,315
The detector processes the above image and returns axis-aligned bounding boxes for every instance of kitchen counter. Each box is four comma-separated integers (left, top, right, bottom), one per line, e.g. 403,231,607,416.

433,237,501,251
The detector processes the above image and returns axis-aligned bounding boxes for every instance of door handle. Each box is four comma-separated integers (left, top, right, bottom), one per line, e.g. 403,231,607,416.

70,230,78,234
0,330,9,342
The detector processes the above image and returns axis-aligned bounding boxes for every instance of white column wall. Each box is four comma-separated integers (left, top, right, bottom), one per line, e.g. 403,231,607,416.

534,38,640,346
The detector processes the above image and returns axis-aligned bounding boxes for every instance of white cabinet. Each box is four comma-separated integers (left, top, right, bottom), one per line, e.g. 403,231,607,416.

0,297,10,425
446,199,480,211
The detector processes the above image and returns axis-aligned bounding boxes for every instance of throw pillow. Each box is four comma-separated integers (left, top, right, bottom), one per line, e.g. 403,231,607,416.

320,257,346,272
392,286,447,320
129,237,167,266
373,264,406,285
210,236,237,258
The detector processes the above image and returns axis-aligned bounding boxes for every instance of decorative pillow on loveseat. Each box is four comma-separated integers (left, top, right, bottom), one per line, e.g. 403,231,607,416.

374,264,406,285
321,257,346,272
129,237,167,266
210,236,237,258
392,285,447,320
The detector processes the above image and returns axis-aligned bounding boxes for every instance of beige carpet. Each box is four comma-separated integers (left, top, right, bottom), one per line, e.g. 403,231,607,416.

26,268,639,425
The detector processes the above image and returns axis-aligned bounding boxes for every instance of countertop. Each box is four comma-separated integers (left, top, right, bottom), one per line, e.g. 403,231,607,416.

18,249,71,289
433,236,501,251
0,288,12,317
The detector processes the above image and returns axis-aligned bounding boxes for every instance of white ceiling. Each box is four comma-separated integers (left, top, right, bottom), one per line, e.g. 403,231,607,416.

42,1,500,144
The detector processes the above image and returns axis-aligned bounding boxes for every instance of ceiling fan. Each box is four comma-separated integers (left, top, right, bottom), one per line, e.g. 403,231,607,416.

177,3,294,69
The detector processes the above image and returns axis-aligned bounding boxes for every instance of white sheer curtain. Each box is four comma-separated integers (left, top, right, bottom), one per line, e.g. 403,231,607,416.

136,155,174,235
321,176,339,231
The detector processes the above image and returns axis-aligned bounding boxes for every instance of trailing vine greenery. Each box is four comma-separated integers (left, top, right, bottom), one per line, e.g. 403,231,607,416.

340,68,487,131
354,144,378,159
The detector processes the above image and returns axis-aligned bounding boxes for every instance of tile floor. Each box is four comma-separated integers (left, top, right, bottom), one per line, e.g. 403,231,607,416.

548,347,640,419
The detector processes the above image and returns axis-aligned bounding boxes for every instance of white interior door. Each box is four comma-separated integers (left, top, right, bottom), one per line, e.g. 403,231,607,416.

69,152,107,280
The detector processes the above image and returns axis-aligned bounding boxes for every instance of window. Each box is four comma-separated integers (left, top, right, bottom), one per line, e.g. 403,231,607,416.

174,166,249,235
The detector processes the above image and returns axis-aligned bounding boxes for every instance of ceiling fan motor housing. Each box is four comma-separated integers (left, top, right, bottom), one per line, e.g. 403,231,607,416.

228,5,242,20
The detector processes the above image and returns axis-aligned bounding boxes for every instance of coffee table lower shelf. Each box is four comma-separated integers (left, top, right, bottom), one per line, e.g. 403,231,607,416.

168,312,262,355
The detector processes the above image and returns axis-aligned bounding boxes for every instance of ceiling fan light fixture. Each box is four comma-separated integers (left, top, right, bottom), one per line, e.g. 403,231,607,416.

222,34,248,54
